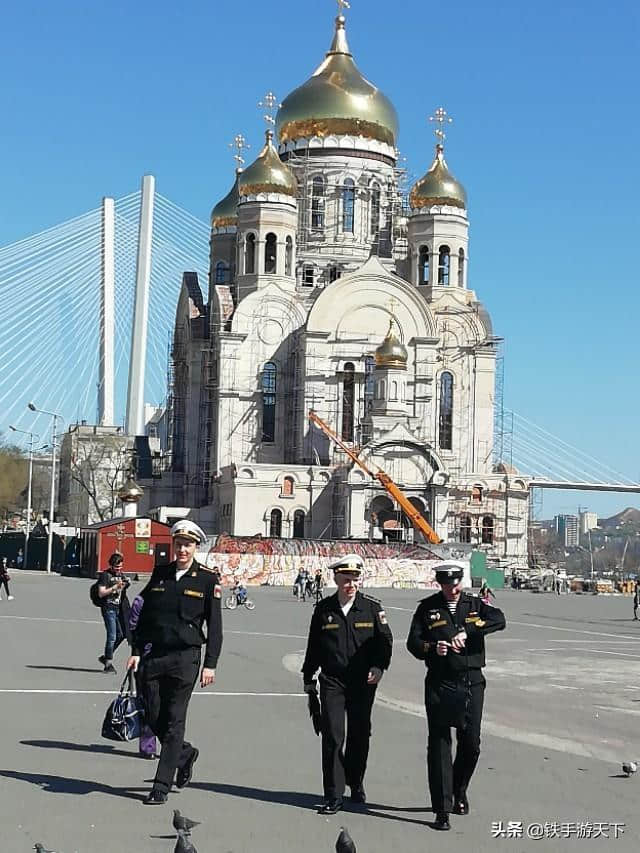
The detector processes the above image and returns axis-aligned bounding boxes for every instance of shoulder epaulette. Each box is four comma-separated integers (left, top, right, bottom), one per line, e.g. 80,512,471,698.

199,564,219,575
362,593,381,605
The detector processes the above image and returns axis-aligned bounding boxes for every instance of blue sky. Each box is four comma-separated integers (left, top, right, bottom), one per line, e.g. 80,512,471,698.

1,0,638,520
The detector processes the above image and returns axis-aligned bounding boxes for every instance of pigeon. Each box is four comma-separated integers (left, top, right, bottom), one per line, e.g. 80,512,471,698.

175,829,198,853
622,761,637,776
173,809,201,834
336,827,356,853
34,845,56,853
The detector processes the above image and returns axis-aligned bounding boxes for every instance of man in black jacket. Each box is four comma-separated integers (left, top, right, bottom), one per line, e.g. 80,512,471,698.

302,554,393,815
97,552,131,673
127,520,223,805
406,563,505,831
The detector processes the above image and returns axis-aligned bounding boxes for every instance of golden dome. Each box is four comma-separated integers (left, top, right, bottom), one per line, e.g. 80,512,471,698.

238,130,298,198
118,476,144,503
409,144,467,210
375,322,408,369
210,169,241,228
276,15,399,147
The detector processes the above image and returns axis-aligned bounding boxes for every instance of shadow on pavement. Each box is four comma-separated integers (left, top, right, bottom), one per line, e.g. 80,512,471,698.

0,769,146,800
191,782,432,826
21,739,142,759
26,665,103,674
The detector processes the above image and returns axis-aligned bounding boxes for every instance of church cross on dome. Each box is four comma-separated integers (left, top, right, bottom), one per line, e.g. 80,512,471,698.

336,0,351,15
258,91,281,130
229,133,250,168
429,107,453,147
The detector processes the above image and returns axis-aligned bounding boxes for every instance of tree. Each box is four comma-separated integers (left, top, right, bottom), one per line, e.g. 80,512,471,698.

0,434,28,524
61,434,130,525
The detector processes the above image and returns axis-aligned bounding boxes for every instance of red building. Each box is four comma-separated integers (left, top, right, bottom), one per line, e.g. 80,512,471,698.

80,516,172,577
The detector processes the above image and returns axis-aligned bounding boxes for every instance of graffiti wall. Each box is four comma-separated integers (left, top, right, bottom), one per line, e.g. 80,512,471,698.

195,534,470,589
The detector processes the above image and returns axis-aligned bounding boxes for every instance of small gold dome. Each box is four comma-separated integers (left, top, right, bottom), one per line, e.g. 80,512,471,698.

210,169,241,228
375,322,408,370
238,131,298,198
409,144,467,210
276,16,399,147
118,476,144,503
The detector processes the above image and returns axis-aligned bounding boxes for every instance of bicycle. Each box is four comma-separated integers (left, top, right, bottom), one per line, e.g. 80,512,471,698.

224,585,255,610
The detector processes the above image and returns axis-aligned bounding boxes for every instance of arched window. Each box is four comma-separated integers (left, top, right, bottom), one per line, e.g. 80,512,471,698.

472,485,483,504
245,233,256,274
482,516,494,544
311,176,325,229
391,380,398,400
285,236,293,276
269,508,282,538
458,248,465,287
460,514,472,544
438,245,450,285
341,362,355,441
293,509,305,539
215,261,228,284
262,362,277,443
370,182,381,236
438,371,453,450
282,476,294,497
364,356,375,413
419,246,429,285
265,233,277,274
343,178,355,233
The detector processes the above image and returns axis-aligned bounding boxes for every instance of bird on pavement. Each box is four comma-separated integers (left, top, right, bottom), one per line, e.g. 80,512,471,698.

34,845,57,853
336,827,356,853
175,829,198,853
622,761,637,777
172,810,201,834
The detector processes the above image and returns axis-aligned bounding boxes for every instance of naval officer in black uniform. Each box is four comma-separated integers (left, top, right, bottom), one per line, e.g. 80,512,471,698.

127,520,223,804
302,554,393,814
406,562,505,830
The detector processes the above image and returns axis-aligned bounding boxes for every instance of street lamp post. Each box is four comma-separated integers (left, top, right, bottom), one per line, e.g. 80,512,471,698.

28,403,62,574
9,425,39,569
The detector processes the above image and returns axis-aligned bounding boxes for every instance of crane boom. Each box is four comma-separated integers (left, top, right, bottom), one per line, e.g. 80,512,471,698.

308,411,442,544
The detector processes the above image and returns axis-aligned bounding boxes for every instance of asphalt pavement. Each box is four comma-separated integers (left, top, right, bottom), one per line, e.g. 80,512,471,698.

1,574,639,852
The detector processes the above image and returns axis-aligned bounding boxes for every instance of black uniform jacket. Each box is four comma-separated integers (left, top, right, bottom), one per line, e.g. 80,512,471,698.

406,591,505,678
302,591,393,683
132,559,223,669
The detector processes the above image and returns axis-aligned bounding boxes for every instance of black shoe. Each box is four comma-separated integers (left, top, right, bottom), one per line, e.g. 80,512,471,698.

452,793,469,815
318,798,343,815
350,785,366,804
140,753,158,760
103,663,116,674
176,747,199,789
433,812,451,831
143,789,167,805
98,655,106,665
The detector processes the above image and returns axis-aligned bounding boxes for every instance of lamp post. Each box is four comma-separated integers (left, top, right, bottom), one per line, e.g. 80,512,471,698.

27,403,63,574
9,425,39,570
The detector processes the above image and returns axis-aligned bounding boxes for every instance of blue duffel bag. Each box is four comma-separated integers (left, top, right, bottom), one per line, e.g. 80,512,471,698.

101,670,145,742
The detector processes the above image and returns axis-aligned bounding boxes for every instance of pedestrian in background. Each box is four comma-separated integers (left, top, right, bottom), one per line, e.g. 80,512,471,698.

0,557,14,600
407,563,506,831
633,583,639,620
302,554,393,815
127,519,223,805
97,553,131,673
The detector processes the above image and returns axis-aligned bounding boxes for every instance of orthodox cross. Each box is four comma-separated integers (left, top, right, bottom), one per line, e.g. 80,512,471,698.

429,107,453,145
105,522,135,553
258,91,281,128
229,133,250,168
336,0,351,13
387,296,399,335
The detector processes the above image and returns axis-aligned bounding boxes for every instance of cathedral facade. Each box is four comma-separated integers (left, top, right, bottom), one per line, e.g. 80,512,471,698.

167,12,529,565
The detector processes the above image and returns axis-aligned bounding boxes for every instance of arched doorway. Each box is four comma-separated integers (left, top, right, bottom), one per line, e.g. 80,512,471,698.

293,510,305,539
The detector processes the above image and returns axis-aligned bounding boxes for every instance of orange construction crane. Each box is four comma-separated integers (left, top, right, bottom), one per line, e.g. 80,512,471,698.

309,410,442,545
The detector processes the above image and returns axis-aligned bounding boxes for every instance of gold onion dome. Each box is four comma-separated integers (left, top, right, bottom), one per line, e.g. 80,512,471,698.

375,322,408,369
118,476,144,503
238,130,298,197
210,169,241,228
276,15,399,147
409,144,467,210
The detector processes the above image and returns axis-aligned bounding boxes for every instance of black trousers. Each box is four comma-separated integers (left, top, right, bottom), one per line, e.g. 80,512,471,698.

320,673,377,799
141,648,201,792
425,673,485,813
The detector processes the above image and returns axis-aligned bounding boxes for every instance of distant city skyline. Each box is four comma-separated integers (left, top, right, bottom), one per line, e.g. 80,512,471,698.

1,0,638,520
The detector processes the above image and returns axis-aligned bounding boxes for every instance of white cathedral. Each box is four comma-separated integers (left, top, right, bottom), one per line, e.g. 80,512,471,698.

167,11,530,565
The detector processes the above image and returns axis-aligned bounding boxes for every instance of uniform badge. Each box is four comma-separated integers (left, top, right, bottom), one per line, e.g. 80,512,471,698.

429,611,440,621
214,584,222,599
378,610,388,625
327,614,333,622
191,571,197,577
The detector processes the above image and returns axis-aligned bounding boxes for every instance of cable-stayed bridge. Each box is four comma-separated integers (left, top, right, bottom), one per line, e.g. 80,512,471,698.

1,179,638,498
